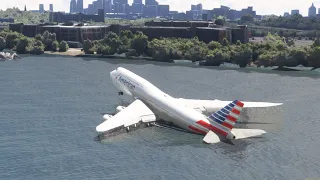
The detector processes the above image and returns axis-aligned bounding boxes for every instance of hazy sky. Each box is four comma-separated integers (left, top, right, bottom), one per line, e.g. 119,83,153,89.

1,0,320,16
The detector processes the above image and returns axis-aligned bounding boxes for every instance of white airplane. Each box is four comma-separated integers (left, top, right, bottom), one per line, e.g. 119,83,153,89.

96,67,283,144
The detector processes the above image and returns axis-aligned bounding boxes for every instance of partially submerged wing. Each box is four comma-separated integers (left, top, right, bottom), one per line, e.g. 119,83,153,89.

96,99,156,133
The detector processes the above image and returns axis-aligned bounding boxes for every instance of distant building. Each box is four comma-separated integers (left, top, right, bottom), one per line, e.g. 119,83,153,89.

77,0,84,13
113,0,128,14
134,0,142,3
309,3,317,17
105,0,112,13
291,9,300,15
0,18,14,23
187,3,203,20
144,5,158,18
50,4,53,12
284,12,290,17
205,5,255,20
49,9,105,23
158,5,169,18
39,4,44,13
70,0,77,13
132,3,143,14
9,23,111,43
145,0,158,6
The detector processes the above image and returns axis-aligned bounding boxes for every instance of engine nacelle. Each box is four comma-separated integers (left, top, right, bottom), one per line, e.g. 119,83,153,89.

116,106,126,113
103,114,113,121
226,132,236,140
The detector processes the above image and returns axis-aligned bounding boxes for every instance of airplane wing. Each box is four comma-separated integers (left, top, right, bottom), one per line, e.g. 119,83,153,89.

178,98,283,112
96,99,156,133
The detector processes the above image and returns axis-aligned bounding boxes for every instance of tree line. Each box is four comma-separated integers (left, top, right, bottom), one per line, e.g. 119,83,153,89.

83,30,320,69
0,30,69,54
256,14,320,31
1,29,320,70
0,8,49,25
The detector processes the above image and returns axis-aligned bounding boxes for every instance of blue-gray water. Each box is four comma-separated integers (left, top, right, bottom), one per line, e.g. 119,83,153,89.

1,55,320,180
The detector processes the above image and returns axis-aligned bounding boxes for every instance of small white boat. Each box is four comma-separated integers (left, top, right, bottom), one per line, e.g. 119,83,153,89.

0,52,21,61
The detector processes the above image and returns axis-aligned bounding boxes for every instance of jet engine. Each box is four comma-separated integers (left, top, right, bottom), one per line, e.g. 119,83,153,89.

226,133,236,140
116,106,126,113
103,114,113,121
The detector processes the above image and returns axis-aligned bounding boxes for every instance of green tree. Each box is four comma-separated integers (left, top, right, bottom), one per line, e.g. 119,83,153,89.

101,32,122,55
205,49,230,66
287,39,295,46
215,16,226,26
35,34,43,42
131,31,148,55
6,32,22,49
120,30,133,39
257,51,278,67
51,41,59,52
290,48,308,66
83,40,94,54
312,38,320,47
307,47,320,69
148,38,171,62
0,37,6,51
222,38,229,46
241,14,254,22
15,37,31,54
101,45,114,55
30,40,45,55
59,41,69,52
233,45,252,68
42,31,57,51
208,41,222,50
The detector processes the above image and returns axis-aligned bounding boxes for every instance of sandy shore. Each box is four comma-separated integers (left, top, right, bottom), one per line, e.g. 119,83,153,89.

44,48,84,56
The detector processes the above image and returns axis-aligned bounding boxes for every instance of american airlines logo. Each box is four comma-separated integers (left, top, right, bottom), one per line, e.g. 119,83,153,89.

118,76,136,90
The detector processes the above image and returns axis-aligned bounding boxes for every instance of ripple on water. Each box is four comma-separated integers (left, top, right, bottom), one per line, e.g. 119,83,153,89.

0,56,320,180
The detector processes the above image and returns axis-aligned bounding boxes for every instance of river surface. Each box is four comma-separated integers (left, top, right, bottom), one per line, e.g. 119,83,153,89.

0,55,320,180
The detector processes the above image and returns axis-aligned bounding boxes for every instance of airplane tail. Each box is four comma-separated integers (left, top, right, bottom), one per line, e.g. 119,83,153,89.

208,100,244,131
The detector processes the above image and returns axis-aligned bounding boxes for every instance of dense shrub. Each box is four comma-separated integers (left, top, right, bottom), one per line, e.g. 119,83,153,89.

59,41,69,52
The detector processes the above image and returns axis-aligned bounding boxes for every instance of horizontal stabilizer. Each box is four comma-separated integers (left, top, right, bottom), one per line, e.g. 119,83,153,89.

241,101,283,108
203,131,221,144
231,128,266,140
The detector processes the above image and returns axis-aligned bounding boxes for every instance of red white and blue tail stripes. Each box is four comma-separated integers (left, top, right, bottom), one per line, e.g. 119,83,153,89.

208,100,244,130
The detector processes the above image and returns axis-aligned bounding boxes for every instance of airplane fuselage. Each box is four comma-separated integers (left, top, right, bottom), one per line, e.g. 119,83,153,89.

110,67,235,138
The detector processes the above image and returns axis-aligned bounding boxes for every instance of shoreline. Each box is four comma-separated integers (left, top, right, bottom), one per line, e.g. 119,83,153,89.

41,48,318,73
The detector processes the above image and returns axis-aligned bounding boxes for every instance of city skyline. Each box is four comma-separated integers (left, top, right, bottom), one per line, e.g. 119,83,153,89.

1,0,320,16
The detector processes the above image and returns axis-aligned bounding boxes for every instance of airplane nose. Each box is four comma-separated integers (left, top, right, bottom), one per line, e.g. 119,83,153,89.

110,70,118,80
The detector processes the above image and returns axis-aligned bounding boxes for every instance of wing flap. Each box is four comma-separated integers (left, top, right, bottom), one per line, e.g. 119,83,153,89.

96,99,155,133
141,114,157,123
